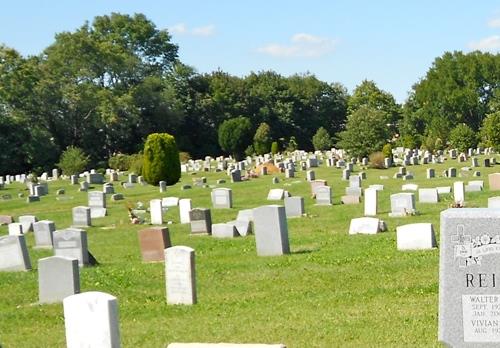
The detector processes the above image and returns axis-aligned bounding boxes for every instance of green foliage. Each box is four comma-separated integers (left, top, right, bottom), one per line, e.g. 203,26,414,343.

253,122,272,155
369,152,386,169
337,106,390,158
57,146,89,175
286,136,298,152
142,133,180,185
108,154,133,171
382,143,392,158
271,141,279,154
422,135,442,153
449,124,477,152
398,134,418,149
244,145,255,157
312,127,333,151
480,111,500,151
218,117,252,160
179,152,191,163
129,154,144,176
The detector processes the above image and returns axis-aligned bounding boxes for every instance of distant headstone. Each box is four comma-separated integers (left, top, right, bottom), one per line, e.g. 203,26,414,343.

72,206,91,227
418,188,439,203
63,291,121,348
33,220,55,248
18,215,37,232
341,195,360,204
252,205,290,256
79,181,89,192
402,184,418,191
165,246,197,305
364,188,378,216
162,197,179,207
86,173,104,184
315,186,332,205
453,181,465,206
128,173,138,183
0,215,13,225
138,227,171,262
267,188,285,201
0,235,31,271
159,181,167,192
70,175,79,185
438,209,500,346
349,217,380,235
111,193,124,201
389,193,416,217
179,199,192,224
488,173,500,191
211,188,233,209
88,191,107,218
448,167,457,178
102,184,114,194
306,170,315,182
284,196,304,217
437,186,452,195
53,228,89,267
189,208,212,234
150,199,163,225
427,168,435,179
39,256,80,303
396,223,437,250
230,170,241,183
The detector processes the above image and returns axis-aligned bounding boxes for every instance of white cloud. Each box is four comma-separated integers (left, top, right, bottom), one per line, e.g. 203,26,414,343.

258,33,337,58
468,35,500,52
169,23,215,37
487,17,500,28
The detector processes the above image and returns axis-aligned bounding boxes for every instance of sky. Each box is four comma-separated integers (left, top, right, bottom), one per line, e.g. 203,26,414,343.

1,1,499,103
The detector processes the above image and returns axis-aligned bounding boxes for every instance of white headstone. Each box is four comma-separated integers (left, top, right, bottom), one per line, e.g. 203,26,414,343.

364,188,378,216
150,199,163,225
165,246,196,305
179,199,192,224
396,223,437,250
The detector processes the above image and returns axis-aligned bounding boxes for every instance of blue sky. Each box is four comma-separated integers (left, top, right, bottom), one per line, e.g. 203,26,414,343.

1,1,499,103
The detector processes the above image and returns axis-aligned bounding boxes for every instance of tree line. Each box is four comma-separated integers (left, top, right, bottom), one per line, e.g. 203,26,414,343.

1,13,499,175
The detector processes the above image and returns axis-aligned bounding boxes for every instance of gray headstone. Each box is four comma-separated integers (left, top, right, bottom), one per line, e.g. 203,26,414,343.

212,223,238,238
39,256,80,303
0,235,31,271
88,191,107,218
439,209,500,346
389,193,416,217
252,205,290,256
284,196,304,218
53,228,89,267
72,206,91,227
18,215,37,233
211,188,233,209
189,208,212,234
315,186,332,205
33,220,55,248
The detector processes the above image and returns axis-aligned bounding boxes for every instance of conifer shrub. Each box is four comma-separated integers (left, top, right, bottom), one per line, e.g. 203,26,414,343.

142,133,180,185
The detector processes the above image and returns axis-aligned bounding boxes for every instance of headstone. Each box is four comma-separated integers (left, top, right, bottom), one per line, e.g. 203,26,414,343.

285,168,295,178
267,188,285,201
33,220,55,248
484,158,491,167
453,181,465,206
284,196,304,218
88,191,107,218
63,291,121,348
389,193,416,217
396,223,437,250
87,173,104,184
108,172,118,182
70,175,79,185
345,187,362,196
315,186,332,205
488,173,500,191
0,235,31,271
53,228,89,267
448,167,457,178
179,199,192,224
111,193,124,201
39,256,80,303
341,195,360,204
252,205,290,256
18,215,37,232
159,181,167,192
418,188,439,203
138,227,171,262
438,209,500,346
488,197,500,209
342,168,350,180
128,173,138,183
437,186,452,195
306,170,315,182
0,215,13,225
165,246,196,305
150,199,163,225
364,188,378,216
189,208,212,235
102,184,114,194
163,197,180,207
72,206,91,227
212,223,238,238
348,217,380,235
8,223,23,235
427,168,435,179
211,188,233,209
230,170,241,183
79,181,89,192
310,180,327,195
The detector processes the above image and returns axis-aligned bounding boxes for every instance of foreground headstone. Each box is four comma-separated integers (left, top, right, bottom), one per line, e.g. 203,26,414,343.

0,235,31,271
53,229,89,267
63,291,121,348
39,256,80,303
33,220,55,248
396,223,437,250
138,227,171,262
252,205,290,256
488,197,500,209
165,246,197,305
8,222,23,235
439,208,500,346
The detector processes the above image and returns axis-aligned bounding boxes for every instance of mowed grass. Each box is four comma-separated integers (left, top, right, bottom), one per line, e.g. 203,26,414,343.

0,156,498,347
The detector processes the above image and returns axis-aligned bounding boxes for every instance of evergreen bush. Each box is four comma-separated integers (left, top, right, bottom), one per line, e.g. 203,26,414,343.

142,133,180,185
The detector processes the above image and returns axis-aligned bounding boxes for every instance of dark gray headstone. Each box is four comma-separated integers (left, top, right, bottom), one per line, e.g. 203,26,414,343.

39,256,80,303
189,208,212,234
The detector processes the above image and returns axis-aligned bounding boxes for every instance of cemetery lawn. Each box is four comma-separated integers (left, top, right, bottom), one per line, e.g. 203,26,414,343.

1,158,497,347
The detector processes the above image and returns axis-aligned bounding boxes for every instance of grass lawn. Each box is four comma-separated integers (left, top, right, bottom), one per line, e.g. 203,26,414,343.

0,155,498,347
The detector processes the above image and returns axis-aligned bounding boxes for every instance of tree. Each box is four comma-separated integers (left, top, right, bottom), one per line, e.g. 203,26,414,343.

142,133,180,185
218,117,252,160
337,106,390,158
312,127,333,150
480,112,500,151
253,122,272,154
449,124,477,152
57,146,90,175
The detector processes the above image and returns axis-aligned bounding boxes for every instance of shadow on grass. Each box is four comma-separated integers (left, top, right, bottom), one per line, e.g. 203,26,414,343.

291,248,318,255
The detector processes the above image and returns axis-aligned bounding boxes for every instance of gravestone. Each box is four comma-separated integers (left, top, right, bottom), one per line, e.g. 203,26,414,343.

111,193,124,201
306,170,315,182
128,173,137,183
252,205,290,256
342,168,350,180
53,228,89,267
341,195,360,204
427,168,435,179
437,186,452,195
211,188,233,209
86,173,104,184
285,168,295,178
418,188,439,203
8,222,23,235
267,188,285,201
159,181,167,192
349,175,361,188
18,215,37,233
63,291,121,348
70,175,79,185
284,196,304,217
315,186,332,205
108,172,118,182
488,173,500,191
448,167,457,178
488,197,500,209
364,188,378,216
230,169,241,183
179,199,192,224
102,184,114,195
79,181,89,192
402,184,418,191
0,215,13,225
439,209,500,346
396,223,437,250
453,181,465,206
72,206,91,227
39,256,80,303
33,220,55,248
345,186,362,196
189,208,212,234
310,180,327,195
348,217,381,235
0,235,31,271
389,193,416,217
150,199,163,225
88,191,107,218
212,223,238,238
163,197,179,207
165,246,197,305
138,227,171,262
